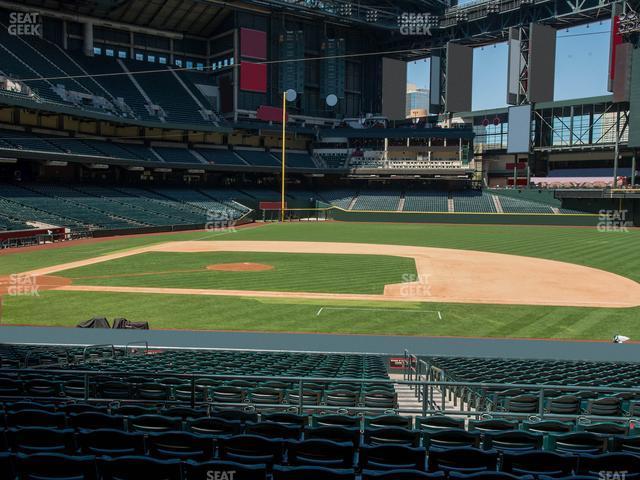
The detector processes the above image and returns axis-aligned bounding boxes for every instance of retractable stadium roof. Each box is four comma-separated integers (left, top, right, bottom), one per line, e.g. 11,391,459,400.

10,0,449,36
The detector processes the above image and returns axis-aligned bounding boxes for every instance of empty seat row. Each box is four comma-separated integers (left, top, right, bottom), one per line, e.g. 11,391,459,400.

1,444,639,479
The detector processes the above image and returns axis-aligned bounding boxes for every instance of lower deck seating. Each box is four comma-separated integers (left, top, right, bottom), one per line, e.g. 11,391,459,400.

351,192,401,211
451,191,496,213
428,355,640,415
319,190,357,209
402,191,448,212
282,152,316,169
236,150,280,167
494,195,555,214
196,148,246,165
1,344,639,478
0,184,251,231
152,147,201,164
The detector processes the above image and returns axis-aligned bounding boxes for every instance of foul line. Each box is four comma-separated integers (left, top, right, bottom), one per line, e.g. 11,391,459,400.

316,306,442,320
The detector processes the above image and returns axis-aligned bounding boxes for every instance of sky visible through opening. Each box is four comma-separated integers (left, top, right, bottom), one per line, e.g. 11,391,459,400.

407,19,611,112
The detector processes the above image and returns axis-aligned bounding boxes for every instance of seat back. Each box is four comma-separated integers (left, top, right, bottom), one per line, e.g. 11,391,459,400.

99,455,182,480
273,465,355,480
427,447,498,473
15,453,97,480
77,429,145,457
287,439,354,468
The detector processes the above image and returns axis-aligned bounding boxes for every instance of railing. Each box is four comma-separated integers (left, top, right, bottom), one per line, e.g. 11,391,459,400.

1,366,639,423
82,344,117,362
124,341,149,356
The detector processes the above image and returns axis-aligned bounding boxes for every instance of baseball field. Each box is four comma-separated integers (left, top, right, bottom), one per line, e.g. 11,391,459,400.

1,221,639,340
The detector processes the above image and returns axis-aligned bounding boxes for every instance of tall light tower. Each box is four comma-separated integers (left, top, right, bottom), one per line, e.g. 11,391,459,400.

281,89,297,222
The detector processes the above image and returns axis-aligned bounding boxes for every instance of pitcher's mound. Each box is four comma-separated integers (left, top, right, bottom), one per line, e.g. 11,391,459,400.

207,263,274,272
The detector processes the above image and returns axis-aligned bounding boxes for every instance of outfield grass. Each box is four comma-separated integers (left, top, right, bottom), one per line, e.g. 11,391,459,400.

60,251,416,294
1,222,639,340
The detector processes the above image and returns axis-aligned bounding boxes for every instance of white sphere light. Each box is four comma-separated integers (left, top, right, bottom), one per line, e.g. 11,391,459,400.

326,94,338,107
285,89,297,102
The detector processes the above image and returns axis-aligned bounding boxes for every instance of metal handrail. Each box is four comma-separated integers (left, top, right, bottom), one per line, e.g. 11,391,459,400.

82,344,116,362
124,341,149,356
4,367,640,394
4,365,640,418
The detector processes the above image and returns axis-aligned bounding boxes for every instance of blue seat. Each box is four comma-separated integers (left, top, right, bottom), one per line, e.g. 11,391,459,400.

273,465,356,480
111,405,156,416
311,414,360,428
423,429,481,449
218,434,283,465
0,452,15,480
610,435,640,455
482,431,543,453
4,402,56,413
359,445,426,471
15,453,97,480
416,416,465,433
147,431,215,461
364,415,412,429
449,473,532,480
261,412,308,427
127,414,182,433
186,417,243,436
364,427,421,447
304,426,361,447
185,460,268,480
245,421,302,440
77,429,145,457
578,452,640,478
427,447,498,474
502,451,577,476
6,409,66,428
57,403,108,415
69,412,125,431
210,409,258,424
468,419,519,433
287,439,354,468
362,469,445,479
550,432,608,455
98,456,182,480
7,427,75,454
160,407,209,420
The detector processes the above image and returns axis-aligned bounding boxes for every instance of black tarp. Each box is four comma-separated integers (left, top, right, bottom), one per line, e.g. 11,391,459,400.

112,318,149,330
76,317,111,328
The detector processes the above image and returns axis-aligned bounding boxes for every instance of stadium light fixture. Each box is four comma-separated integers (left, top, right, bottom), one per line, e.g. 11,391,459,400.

281,89,297,222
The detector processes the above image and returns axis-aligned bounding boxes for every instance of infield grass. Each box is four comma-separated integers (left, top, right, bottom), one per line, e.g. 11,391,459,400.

1,221,639,340
59,251,416,294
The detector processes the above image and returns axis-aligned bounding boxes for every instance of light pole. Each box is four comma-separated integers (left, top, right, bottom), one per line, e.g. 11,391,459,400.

281,89,297,222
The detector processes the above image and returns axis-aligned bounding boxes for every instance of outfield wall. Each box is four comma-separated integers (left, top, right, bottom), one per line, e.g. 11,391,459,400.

275,205,601,226
329,209,601,226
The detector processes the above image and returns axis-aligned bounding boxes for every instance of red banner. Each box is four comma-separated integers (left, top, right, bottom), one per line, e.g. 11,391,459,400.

259,201,285,210
257,105,288,123
610,15,622,83
240,62,267,93
240,28,267,60
506,162,528,170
